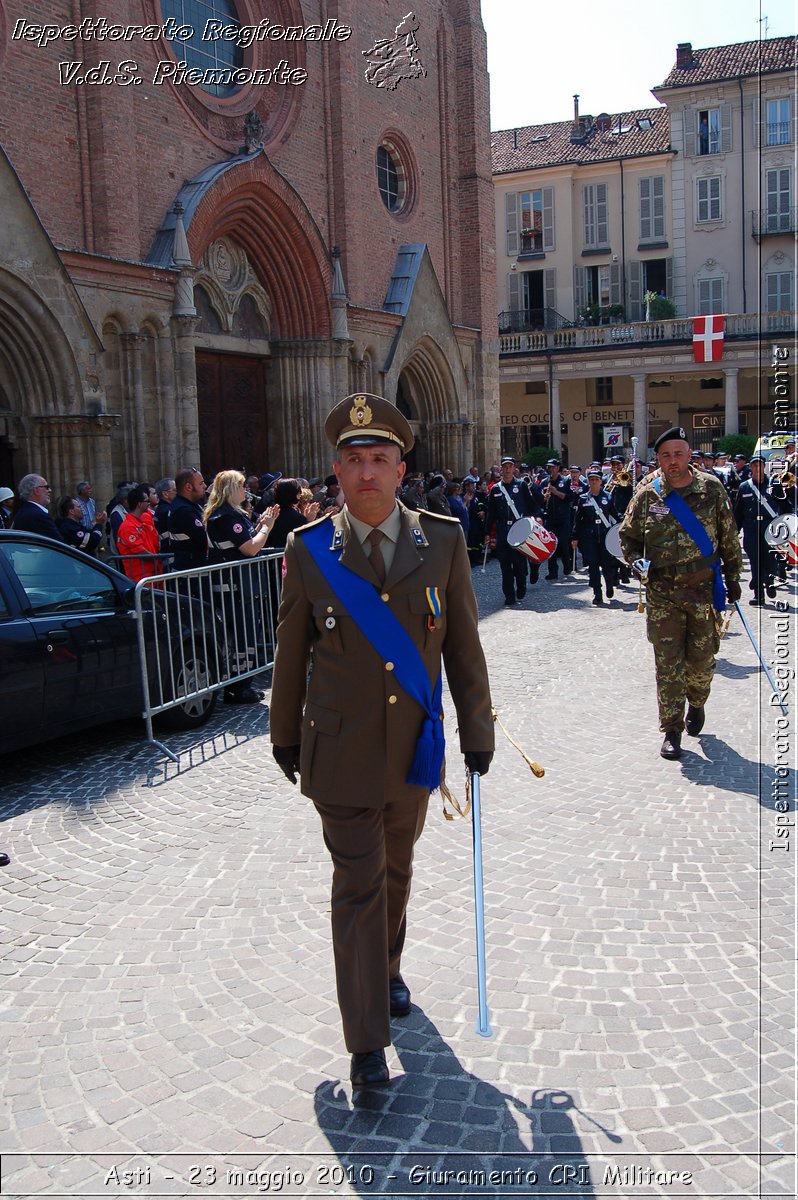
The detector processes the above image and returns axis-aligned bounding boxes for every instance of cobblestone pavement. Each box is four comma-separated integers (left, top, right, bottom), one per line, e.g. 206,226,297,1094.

1,558,795,1199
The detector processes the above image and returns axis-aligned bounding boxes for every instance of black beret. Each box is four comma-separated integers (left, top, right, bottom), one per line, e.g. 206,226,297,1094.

500,456,516,465
547,458,561,467
587,470,602,479
610,455,623,464
749,455,766,464
654,426,689,452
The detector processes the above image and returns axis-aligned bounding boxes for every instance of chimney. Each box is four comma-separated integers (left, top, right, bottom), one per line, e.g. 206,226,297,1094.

570,94,586,144
513,129,518,150
676,42,694,69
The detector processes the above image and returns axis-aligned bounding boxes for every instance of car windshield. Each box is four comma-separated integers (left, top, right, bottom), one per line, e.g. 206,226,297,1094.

0,543,120,613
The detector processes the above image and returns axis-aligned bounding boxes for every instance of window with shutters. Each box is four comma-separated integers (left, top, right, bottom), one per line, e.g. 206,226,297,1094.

697,108,721,155
505,189,555,256
766,271,793,312
583,183,609,247
765,168,792,232
766,98,791,146
639,177,665,241
696,176,722,223
697,277,724,314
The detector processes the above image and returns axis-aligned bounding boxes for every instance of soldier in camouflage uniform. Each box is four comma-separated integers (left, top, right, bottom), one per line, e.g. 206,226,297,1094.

619,427,743,760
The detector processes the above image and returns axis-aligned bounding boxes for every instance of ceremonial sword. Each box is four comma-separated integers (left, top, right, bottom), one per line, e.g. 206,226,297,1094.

470,770,492,1037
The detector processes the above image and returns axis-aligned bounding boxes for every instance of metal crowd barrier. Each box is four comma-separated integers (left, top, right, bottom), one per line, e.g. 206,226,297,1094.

133,552,284,760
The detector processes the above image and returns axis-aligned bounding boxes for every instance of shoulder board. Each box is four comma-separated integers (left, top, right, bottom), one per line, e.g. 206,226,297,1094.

293,511,334,535
419,509,458,523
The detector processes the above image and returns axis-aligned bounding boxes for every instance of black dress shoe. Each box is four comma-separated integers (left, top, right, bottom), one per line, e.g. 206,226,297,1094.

504,597,517,607
766,582,777,599
684,705,705,736
389,974,411,1017
748,597,764,607
606,584,615,598
660,731,682,760
516,587,526,600
350,1048,389,1088
224,684,263,704
592,595,603,606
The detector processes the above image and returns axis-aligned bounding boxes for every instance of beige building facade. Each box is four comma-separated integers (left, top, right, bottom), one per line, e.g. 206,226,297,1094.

493,36,796,467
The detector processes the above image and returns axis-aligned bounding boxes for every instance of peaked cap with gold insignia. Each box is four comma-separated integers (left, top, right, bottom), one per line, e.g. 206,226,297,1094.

324,392,414,455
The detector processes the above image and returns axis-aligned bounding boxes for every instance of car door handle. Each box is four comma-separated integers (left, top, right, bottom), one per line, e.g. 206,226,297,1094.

45,631,72,649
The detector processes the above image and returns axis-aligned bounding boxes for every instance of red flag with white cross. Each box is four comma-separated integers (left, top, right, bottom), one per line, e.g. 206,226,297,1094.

692,315,725,362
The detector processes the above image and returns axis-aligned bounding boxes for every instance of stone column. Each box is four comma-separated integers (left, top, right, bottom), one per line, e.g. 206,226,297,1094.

549,376,561,454
723,367,739,436
171,316,201,467
632,373,648,453
121,333,147,478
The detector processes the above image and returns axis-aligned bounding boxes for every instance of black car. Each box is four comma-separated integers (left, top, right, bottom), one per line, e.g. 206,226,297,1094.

0,531,218,754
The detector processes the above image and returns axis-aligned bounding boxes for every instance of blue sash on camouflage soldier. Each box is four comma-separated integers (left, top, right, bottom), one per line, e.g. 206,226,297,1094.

652,478,727,612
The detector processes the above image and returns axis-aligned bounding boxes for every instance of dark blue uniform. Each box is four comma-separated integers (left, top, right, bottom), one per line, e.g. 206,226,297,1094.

206,503,266,699
153,499,172,558
733,477,781,603
55,517,102,554
168,495,207,570
542,471,577,578
486,478,545,604
572,488,620,604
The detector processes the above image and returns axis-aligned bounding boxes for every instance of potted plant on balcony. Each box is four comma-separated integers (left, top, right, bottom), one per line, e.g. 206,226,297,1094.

644,290,676,320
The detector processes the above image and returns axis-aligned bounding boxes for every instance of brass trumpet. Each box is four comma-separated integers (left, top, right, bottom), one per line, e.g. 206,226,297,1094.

607,468,632,490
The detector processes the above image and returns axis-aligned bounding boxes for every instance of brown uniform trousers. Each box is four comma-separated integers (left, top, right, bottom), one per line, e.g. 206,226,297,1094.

270,503,494,1051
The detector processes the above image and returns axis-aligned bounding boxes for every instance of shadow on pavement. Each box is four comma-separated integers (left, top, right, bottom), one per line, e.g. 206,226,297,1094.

314,1013,599,1197
681,732,796,809
0,704,268,818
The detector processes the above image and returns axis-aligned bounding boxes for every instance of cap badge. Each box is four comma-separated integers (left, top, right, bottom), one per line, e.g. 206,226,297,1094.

349,398,373,428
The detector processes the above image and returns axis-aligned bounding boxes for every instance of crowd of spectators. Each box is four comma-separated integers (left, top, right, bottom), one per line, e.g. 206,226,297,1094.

0,446,784,582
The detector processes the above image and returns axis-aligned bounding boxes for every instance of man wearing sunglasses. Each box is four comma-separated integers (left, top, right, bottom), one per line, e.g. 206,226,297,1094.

12,474,65,542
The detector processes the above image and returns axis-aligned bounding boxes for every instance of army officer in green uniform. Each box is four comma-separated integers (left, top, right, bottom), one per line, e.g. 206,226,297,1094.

619,427,743,761
270,394,494,1087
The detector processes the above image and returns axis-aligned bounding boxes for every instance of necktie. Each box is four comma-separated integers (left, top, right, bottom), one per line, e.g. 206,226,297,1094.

367,528,386,585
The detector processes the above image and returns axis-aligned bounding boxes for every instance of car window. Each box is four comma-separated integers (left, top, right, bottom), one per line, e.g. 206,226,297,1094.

0,543,119,614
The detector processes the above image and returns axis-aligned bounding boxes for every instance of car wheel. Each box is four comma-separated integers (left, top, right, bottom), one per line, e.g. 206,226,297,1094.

157,647,218,730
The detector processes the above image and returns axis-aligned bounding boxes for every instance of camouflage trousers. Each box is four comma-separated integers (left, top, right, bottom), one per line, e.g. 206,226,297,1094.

646,582,721,732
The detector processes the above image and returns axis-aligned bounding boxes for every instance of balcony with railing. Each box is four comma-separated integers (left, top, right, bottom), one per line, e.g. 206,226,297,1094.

498,307,571,334
751,207,797,238
499,311,796,356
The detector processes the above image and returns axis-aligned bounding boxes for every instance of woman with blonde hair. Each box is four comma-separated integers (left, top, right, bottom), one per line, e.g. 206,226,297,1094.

205,470,277,704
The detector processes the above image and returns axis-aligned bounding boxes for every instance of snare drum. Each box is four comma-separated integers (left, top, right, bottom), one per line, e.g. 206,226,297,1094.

507,517,557,563
765,513,798,566
603,522,625,562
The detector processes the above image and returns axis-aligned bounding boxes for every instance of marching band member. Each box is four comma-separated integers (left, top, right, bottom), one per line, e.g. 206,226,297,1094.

485,456,544,606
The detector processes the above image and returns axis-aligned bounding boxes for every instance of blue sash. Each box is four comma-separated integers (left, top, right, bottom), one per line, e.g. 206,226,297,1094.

653,479,726,611
301,520,445,790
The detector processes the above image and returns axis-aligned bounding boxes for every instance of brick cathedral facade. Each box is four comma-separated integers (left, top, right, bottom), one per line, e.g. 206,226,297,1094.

0,1,498,499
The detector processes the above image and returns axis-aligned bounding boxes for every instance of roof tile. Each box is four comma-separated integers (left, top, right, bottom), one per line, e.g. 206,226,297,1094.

656,35,795,89
492,109,670,174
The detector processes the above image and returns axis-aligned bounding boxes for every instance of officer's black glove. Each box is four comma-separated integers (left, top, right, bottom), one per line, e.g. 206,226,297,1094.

725,578,742,603
273,745,301,784
464,750,493,777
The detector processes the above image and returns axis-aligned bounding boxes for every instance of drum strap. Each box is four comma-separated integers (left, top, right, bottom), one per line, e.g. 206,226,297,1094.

586,497,615,529
496,482,521,522
749,481,778,520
